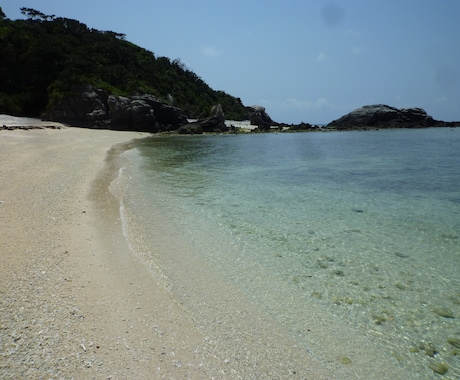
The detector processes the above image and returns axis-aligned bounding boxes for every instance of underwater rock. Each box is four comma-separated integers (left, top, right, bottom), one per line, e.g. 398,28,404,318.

429,361,449,375
432,307,455,318
447,337,460,348
339,356,352,365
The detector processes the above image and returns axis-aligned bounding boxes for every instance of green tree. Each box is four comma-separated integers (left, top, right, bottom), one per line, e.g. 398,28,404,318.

0,8,248,119
20,7,55,21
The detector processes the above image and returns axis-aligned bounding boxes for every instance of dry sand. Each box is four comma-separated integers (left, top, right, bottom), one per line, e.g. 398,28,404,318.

0,122,337,379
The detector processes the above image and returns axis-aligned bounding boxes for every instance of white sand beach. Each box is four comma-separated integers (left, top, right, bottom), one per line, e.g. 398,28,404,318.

1,116,427,379
0,119,334,378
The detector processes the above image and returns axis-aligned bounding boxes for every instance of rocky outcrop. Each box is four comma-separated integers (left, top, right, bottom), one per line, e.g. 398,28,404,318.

325,104,437,130
47,84,187,132
176,104,231,134
248,105,277,131
48,84,110,127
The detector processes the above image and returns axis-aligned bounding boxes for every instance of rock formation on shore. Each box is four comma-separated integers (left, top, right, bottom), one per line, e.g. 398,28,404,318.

248,105,278,130
47,84,188,132
46,84,238,133
325,104,457,130
46,89,460,134
176,104,233,134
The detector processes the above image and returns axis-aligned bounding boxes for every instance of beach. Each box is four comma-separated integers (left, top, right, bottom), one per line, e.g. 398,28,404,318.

0,124,213,378
0,122,334,379
2,121,457,379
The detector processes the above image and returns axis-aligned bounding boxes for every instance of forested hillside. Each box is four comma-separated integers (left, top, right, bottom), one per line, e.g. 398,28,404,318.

0,7,248,120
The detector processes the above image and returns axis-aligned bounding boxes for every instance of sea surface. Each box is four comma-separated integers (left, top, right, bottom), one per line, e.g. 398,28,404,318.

109,128,460,378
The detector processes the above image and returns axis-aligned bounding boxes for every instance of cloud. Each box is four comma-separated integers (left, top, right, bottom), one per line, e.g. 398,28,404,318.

316,51,327,62
201,45,220,57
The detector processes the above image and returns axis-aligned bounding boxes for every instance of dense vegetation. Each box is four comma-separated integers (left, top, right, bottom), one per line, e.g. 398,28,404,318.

0,7,248,120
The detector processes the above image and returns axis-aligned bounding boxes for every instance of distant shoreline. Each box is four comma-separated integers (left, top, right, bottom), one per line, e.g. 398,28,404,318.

2,113,459,134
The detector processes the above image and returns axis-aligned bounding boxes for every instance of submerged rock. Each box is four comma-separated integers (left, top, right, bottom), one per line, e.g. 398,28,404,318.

447,337,460,348
429,361,449,375
432,307,455,318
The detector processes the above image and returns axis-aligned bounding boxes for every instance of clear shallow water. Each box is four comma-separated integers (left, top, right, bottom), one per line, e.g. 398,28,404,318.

112,128,460,378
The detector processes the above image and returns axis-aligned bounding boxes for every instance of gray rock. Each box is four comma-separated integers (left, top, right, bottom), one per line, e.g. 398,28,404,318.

248,105,277,130
48,84,109,127
325,104,437,130
180,104,228,133
47,84,186,132
107,95,131,126
130,99,156,126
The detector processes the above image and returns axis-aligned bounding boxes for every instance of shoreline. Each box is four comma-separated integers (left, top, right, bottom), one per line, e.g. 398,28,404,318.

0,125,333,378
0,122,426,378
0,126,191,378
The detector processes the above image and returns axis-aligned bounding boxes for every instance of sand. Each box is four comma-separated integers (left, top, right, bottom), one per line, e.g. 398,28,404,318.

0,120,338,379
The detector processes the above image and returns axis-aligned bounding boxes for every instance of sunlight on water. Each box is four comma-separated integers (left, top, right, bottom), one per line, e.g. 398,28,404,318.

113,129,460,378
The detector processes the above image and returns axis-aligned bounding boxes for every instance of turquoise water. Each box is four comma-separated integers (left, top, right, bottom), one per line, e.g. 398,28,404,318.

111,128,460,378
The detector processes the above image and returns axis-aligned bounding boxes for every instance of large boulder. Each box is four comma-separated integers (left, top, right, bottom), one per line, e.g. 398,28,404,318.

199,104,227,132
47,84,187,132
48,84,110,128
248,105,277,130
178,104,229,134
107,95,132,126
326,104,436,130
131,94,187,127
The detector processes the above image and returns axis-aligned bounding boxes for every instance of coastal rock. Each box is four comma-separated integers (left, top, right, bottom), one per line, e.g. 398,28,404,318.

155,105,188,128
200,104,227,132
129,99,157,128
248,105,277,130
48,84,187,132
130,94,187,127
107,94,159,131
179,104,229,134
325,104,437,130
107,95,131,126
49,84,110,128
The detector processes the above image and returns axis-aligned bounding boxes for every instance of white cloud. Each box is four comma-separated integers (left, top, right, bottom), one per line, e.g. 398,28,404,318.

316,51,327,62
201,45,220,57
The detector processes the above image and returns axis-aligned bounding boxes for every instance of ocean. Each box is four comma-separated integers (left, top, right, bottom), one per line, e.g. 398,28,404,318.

108,127,460,378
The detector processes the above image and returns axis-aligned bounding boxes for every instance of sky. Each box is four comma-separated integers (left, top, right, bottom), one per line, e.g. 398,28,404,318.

3,0,460,124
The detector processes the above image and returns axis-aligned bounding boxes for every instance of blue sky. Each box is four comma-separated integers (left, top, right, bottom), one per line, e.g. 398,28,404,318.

3,1,460,124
